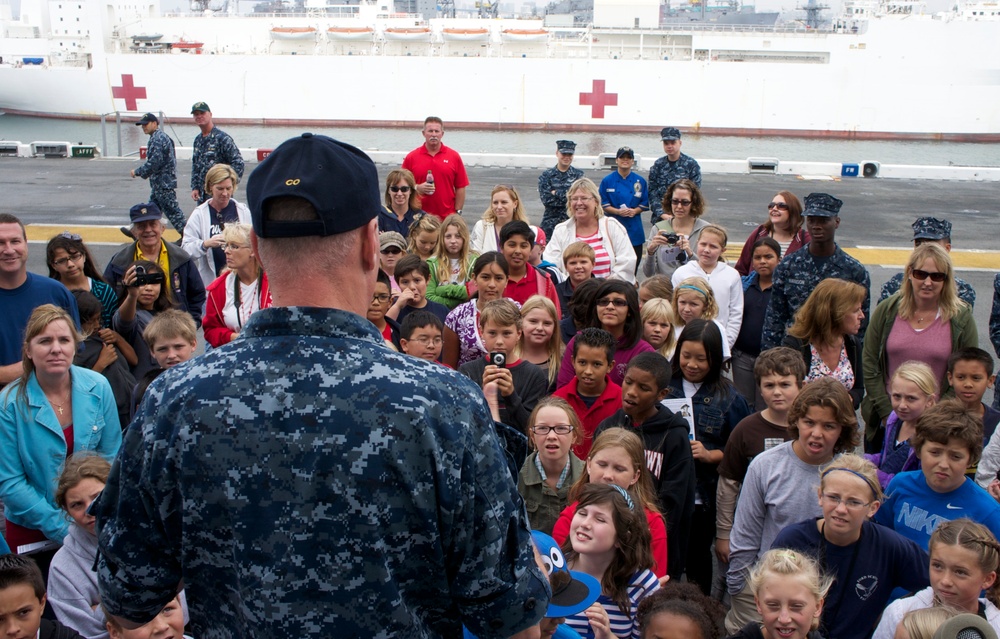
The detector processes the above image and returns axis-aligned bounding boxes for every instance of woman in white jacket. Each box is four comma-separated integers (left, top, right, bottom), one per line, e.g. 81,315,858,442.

470,184,531,254
181,163,251,288
543,178,636,284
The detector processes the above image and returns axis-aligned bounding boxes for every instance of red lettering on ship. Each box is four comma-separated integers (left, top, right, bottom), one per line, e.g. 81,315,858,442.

579,80,618,119
112,74,147,111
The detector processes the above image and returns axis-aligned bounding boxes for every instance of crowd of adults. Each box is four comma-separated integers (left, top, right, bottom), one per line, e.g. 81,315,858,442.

1,113,999,639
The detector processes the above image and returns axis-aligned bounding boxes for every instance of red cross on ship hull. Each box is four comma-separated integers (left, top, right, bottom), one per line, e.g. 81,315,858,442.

579,80,618,119
112,74,147,111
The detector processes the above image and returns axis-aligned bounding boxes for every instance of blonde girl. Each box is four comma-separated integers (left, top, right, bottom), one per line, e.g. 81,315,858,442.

551,428,668,579
873,519,1000,639
641,299,676,360
730,549,832,639
672,276,730,359
407,214,441,261
864,361,938,488
517,396,586,535
671,224,744,350
426,213,477,309
562,483,659,639
520,295,563,390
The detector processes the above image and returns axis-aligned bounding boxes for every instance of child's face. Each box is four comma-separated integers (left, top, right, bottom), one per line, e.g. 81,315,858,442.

566,257,594,285
890,377,934,424
475,263,508,303
151,337,197,369
696,234,724,269
679,340,710,384
539,617,565,639
792,405,842,465
569,501,617,556
642,611,705,639
948,360,995,409
502,235,531,271
919,438,971,494
573,344,612,396
621,367,666,421
530,406,575,464
752,245,779,278
522,308,555,349
137,281,161,310
65,477,105,536
400,325,442,362
379,246,402,272
529,243,545,264
0,585,45,639
818,471,878,542
587,445,640,488
643,317,671,350
397,270,428,306
443,226,464,257
367,283,391,323
759,373,800,414
108,596,185,639
675,293,705,324
930,542,997,613
756,575,822,639
481,319,520,357
414,231,437,258
596,292,629,331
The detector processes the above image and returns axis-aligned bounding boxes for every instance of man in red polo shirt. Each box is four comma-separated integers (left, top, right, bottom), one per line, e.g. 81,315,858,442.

402,116,469,220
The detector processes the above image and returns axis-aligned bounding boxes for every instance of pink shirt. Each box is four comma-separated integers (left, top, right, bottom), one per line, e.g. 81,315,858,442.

885,314,952,392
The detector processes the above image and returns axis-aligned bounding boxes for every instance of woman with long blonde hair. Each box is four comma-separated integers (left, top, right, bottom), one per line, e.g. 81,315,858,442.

470,185,530,253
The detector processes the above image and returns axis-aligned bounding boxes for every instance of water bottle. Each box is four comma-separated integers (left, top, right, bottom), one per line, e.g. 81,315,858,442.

425,170,435,195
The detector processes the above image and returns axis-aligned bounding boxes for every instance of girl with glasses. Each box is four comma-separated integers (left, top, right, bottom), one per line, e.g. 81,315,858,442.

734,191,809,277
378,168,422,237
771,454,930,639
46,232,118,329
862,243,977,452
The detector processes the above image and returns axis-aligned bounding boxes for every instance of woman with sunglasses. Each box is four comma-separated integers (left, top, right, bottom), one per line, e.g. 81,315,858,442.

379,169,422,236
47,231,119,329
643,179,709,279
862,243,978,449
733,191,809,276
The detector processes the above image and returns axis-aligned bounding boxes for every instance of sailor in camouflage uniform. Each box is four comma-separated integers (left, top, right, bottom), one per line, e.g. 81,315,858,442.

991,273,1000,409
878,216,976,307
647,127,702,225
761,193,871,350
94,133,549,639
130,113,186,234
537,140,584,239
190,101,245,204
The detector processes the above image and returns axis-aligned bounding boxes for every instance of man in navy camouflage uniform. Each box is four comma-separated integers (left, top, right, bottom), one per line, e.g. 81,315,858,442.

647,127,702,225
94,133,549,639
537,139,584,239
878,216,976,307
130,113,186,234
761,193,871,350
991,273,1000,409
189,101,245,204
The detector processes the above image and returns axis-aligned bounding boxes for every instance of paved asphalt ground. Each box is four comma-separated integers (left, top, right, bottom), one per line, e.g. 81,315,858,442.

3,156,998,399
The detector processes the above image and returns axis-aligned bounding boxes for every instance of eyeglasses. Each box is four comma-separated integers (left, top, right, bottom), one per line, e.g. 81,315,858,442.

381,247,403,255
222,243,248,251
821,493,871,511
389,186,411,193
410,336,443,346
569,195,594,203
52,253,84,267
911,268,946,282
371,293,391,303
57,231,82,241
530,424,574,436
767,202,789,211
596,297,628,308
670,198,692,206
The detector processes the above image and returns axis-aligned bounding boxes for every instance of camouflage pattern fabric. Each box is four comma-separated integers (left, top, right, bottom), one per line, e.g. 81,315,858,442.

647,153,702,224
191,127,245,203
134,129,186,233
94,306,549,638
537,165,584,239
991,273,1000,409
879,272,977,308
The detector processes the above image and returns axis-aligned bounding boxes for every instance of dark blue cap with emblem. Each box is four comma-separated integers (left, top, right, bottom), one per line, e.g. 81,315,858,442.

660,127,681,141
912,216,951,241
803,193,843,218
129,202,162,224
247,133,381,238
556,140,576,154
616,146,635,159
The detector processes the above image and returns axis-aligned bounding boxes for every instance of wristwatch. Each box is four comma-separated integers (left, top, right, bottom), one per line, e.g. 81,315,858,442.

456,209,463,216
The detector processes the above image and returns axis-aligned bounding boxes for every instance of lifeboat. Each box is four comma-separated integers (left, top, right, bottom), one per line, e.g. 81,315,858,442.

131,34,163,42
270,27,318,41
171,39,205,50
327,26,374,40
501,28,548,42
441,27,490,41
383,27,432,40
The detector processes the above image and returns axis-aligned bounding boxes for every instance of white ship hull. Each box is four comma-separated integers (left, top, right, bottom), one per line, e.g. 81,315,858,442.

1,6,998,139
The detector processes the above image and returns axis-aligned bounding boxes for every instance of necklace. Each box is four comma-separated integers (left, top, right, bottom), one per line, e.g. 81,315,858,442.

51,401,65,416
913,307,938,324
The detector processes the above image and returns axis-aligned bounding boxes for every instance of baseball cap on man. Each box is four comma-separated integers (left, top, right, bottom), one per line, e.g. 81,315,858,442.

247,133,381,239
556,140,576,154
129,203,163,224
135,113,158,126
190,102,211,113
660,127,681,141
911,216,952,241
616,146,635,159
802,193,843,218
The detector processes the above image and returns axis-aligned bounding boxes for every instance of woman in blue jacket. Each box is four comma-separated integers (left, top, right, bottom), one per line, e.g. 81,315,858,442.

0,304,121,552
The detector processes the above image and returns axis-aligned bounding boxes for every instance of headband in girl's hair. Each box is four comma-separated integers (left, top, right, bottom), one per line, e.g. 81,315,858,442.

531,531,602,618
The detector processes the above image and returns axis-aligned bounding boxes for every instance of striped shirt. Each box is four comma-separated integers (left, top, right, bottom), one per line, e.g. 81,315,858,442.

564,568,659,639
90,278,120,329
577,231,611,279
